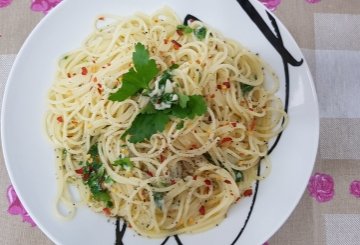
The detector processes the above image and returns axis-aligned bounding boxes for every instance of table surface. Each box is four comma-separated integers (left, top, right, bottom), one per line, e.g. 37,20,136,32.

1,1,360,244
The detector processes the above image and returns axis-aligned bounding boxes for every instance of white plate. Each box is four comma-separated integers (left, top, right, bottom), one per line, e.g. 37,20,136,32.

1,0,319,244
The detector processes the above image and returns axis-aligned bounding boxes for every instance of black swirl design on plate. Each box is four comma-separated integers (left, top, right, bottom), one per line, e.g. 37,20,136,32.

115,0,304,243
115,218,127,245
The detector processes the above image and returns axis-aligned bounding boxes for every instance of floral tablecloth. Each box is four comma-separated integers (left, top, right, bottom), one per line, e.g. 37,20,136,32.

1,0,360,244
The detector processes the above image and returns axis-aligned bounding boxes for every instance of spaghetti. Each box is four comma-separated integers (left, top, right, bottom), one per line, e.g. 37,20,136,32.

45,7,287,238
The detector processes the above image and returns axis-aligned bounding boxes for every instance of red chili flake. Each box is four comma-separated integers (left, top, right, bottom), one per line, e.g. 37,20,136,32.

216,84,222,90
75,168,83,174
249,119,256,131
57,116,63,123
103,208,111,216
176,29,183,36
164,39,169,44
98,16,105,20
170,179,176,185
160,154,166,163
193,175,198,180
231,122,237,127
223,81,231,88
97,87,103,94
199,205,206,215
224,180,232,184
204,179,212,186
82,173,90,181
190,144,198,150
146,171,153,177
220,137,233,145
97,83,103,89
81,67,88,76
243,189,253,197
235,197,241,202
67,73,71,78
171,40,182,50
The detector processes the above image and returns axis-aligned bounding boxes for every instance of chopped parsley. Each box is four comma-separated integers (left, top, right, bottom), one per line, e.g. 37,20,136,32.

76,144,113,207
234,170,244,182
113,157,134,171
153,192,165,209
194,27,207,40
177,24,193,34
240,83,254,94
177,25,207,41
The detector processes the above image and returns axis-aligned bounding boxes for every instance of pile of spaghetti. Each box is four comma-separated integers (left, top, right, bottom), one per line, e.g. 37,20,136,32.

46,7,287,238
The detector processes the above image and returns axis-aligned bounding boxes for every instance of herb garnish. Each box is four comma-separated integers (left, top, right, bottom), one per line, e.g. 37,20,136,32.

176,24,193,34
176,25,207,40
240,84,254,94
153,192,165,209
76,144,113,207
123,94,206,143
109,43,159,102
110,43,207,143
194,27,207,40
234,170,244,182
113,157,134,171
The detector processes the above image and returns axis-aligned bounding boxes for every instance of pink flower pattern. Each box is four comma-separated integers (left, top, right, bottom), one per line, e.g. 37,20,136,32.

259,0,320,11
350,180,360,198
308,173,335,203
258,0,282,11
305,0,321,3
7,185,36,227
0,0,321,12
30,0,62,14
0,0,13,8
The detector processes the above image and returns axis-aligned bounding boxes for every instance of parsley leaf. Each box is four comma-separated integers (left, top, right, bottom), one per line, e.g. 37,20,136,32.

109,43,159,102
194,27,207,40
171,95,207,119
142,103,157,114
178,93,190,108
240,83,254,94
157,63,179,86
124,111,170,143
113,157,134,171
123,95,206,143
